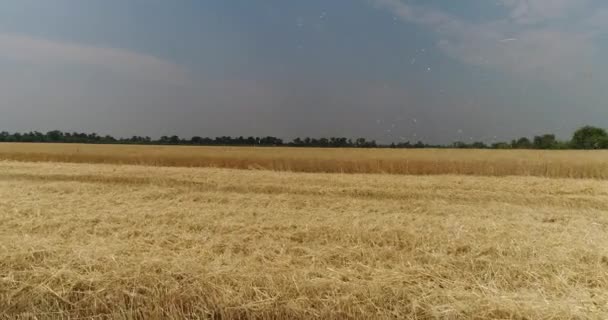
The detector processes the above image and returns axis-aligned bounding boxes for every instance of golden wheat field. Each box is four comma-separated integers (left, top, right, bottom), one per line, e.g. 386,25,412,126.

1,143,608,178
1,144,608,319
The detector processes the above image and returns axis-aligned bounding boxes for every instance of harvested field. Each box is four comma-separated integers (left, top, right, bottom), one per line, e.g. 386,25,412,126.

1,159,607,319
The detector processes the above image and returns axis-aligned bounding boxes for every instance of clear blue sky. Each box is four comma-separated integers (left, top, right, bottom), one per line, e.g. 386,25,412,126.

1,0,607,143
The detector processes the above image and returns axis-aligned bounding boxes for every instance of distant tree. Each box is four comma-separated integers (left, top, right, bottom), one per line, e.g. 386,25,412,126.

355,138,367,147
292,137,303,146
169,135,180,144
258,136,283,146
491,142,511,149
46,130,63,142
511,137,532,149
2,126,606,149
471,141,487,149
571,126,608,149
319,138,329,147
103,135,117,143
20,132,36,142
533,134,557,149
599,136,608,149
552,140,571,150
396,141,412,148
88,133,99,142
450,141,486,149
452,141,468,149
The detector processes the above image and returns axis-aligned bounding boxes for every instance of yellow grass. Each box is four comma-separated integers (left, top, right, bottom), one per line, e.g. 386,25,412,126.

1,159,608,319
1,143,608,178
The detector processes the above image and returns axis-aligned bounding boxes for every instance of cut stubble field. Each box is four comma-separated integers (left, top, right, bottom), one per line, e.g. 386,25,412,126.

0,144,608,319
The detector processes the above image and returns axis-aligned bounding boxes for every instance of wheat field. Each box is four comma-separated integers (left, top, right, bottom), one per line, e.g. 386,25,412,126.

1,143,608,178
1,146,608,319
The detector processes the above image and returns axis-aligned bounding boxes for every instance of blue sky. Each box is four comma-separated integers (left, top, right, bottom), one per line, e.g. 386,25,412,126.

0,0,607,143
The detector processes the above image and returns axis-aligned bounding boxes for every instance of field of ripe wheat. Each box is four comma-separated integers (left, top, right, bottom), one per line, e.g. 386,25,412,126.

1,143,608,178
1,155,607,319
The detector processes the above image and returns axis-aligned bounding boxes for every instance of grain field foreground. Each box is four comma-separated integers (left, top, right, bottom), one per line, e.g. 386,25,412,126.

1,161,608,319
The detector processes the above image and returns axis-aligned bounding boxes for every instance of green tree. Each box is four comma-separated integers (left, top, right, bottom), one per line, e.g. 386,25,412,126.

511,137,532,149
533,134,557,149
471,141,487,149
571,126,608,149
599,136,608,149
452,141,468,148
492,142,511,149
46,130,64,142
169,135,180,144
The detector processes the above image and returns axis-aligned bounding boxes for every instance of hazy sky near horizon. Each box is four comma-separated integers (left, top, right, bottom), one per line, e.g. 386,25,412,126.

1,0,607,143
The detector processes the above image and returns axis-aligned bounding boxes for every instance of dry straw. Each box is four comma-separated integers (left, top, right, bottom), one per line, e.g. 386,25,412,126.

0,159,607,319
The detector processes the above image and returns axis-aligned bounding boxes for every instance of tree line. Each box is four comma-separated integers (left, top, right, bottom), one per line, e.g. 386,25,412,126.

0,126,607,149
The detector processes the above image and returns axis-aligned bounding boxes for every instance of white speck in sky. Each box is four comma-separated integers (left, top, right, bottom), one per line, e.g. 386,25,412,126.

500,38,517,42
